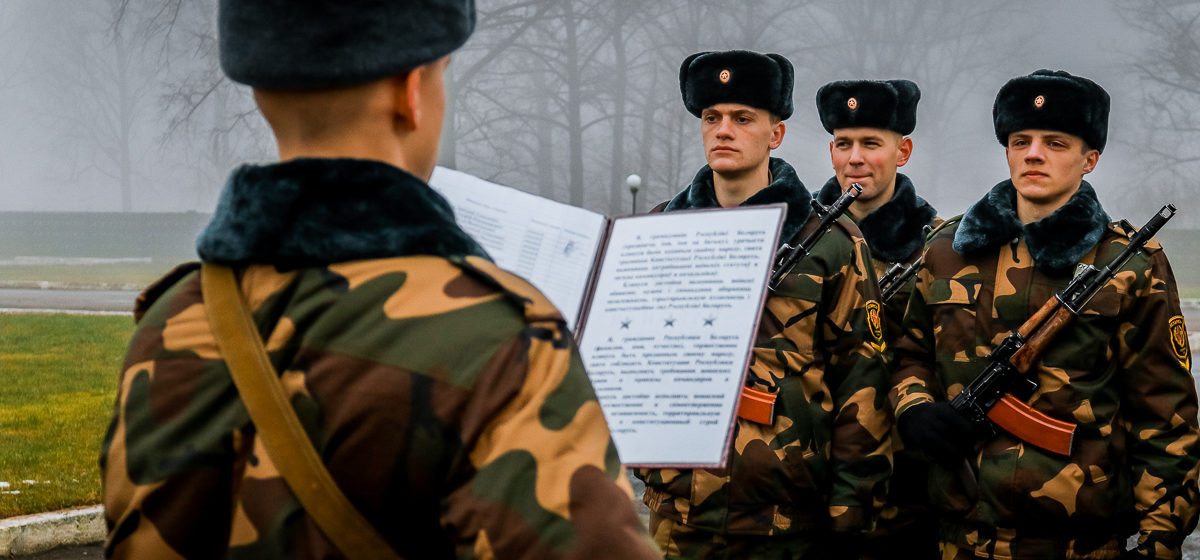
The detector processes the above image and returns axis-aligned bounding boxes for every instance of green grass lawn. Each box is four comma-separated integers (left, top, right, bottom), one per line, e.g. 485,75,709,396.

0,313,132,517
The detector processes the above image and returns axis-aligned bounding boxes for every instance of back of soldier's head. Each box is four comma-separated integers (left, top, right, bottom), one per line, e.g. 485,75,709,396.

218,0,475,163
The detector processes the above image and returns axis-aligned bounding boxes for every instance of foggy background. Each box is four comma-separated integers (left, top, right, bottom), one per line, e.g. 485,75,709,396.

0,0,1196,225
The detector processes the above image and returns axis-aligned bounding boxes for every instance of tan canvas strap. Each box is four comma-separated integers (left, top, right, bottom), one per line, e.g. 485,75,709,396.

201,263,402,560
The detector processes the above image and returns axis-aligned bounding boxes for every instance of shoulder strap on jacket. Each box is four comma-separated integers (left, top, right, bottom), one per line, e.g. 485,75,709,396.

925,214,962,242
201,263,402,560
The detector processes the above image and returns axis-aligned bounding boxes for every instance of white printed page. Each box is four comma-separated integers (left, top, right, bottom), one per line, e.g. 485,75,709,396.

578,205,784,467
430,167,607,330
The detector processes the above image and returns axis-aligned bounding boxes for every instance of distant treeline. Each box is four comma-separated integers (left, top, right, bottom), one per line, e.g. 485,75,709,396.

0,212,210,259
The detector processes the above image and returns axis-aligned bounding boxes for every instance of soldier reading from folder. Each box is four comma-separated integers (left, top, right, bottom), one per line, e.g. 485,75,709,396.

99,1,659,558
639,49,891,560
891,69,1200,559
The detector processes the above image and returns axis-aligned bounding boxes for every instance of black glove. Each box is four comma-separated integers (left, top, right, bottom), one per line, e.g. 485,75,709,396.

897,402,974,463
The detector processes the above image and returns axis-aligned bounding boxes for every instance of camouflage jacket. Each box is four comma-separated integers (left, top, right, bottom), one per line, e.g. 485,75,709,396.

100,158,658,559
816,173,941,340
640,158,892,537
892,180,1200,558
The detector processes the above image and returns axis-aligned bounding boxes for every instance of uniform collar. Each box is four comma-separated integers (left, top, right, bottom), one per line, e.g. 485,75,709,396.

664,157,812,243
952,179,1109,275
816,173,936,263
196,158,488,268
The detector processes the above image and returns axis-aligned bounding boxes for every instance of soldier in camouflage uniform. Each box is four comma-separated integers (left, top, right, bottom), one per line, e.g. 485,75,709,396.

99,1,658,558
892,69,1200,559
640,50,892,559
813,79,942,559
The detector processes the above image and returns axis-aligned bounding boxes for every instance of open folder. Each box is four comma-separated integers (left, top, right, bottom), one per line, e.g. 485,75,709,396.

431,167,784,468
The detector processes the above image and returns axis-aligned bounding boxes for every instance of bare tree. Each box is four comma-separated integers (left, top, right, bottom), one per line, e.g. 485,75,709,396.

121,0,270,204
440,0,554,170
794,0,1037,197
42,0,156,211
1115,0,1200,208
453,0,617,207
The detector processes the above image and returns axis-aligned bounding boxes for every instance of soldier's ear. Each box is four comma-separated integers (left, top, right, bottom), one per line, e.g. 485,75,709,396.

896,136,913,167
769,121,786,150
392,68,423,133
1082,149,1100,175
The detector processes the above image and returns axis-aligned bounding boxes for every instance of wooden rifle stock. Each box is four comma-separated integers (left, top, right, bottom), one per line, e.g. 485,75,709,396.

1010,302,1076,374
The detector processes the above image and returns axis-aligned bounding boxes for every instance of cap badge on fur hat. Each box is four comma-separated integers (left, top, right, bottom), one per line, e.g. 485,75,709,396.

1034,95,1045,108
847,97,858,110
719,69,731,84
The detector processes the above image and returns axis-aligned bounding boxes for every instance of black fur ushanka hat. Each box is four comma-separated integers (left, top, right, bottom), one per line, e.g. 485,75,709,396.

680,50,795,120
816,80,920,135
993,69,1110,152
219,0,476,90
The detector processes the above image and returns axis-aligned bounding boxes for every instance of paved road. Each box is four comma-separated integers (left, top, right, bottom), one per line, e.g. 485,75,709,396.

0,289,137,313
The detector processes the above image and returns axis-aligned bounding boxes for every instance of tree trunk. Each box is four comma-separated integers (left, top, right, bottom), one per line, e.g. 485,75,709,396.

563,0,585,207
637,69,658,206
608,24,629,215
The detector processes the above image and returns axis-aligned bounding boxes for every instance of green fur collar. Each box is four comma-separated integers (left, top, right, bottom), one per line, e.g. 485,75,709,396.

952,180,1110,275
196,158,488,268
816,173,936,263
663,157,812,242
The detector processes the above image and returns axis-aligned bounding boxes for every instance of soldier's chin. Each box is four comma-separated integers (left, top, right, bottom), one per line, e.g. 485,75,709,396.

708,157,748,175
1013,181,1069,204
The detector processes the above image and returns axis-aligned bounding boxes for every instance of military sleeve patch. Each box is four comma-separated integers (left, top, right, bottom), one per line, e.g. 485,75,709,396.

866,300,886,351
1169,315,1191,371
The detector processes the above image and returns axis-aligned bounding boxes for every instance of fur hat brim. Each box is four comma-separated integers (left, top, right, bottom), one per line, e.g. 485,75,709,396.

680,50,795,120
993,69,1109,152
220,0,476,90
816,79,920,135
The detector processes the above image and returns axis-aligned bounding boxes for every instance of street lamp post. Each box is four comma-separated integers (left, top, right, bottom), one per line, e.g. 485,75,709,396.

626,173,642,215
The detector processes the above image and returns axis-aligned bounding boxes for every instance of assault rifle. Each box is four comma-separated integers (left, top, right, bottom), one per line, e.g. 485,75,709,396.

949,204,1177,456
879,256,924,303
768,183,861,291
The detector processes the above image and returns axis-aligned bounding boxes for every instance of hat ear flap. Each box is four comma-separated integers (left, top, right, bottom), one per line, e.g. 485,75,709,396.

679,51,710,102
766,53,794,119
889,80,920,135
892,80,921,108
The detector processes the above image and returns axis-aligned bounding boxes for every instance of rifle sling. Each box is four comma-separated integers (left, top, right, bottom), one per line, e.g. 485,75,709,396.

201,263,402,560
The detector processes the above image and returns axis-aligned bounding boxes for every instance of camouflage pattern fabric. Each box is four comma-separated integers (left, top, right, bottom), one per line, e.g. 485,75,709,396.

892,217,1200,559
872,216,945,341
100,158,659,559
817,176,945,559
639,202,892,542
858,215,947,560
